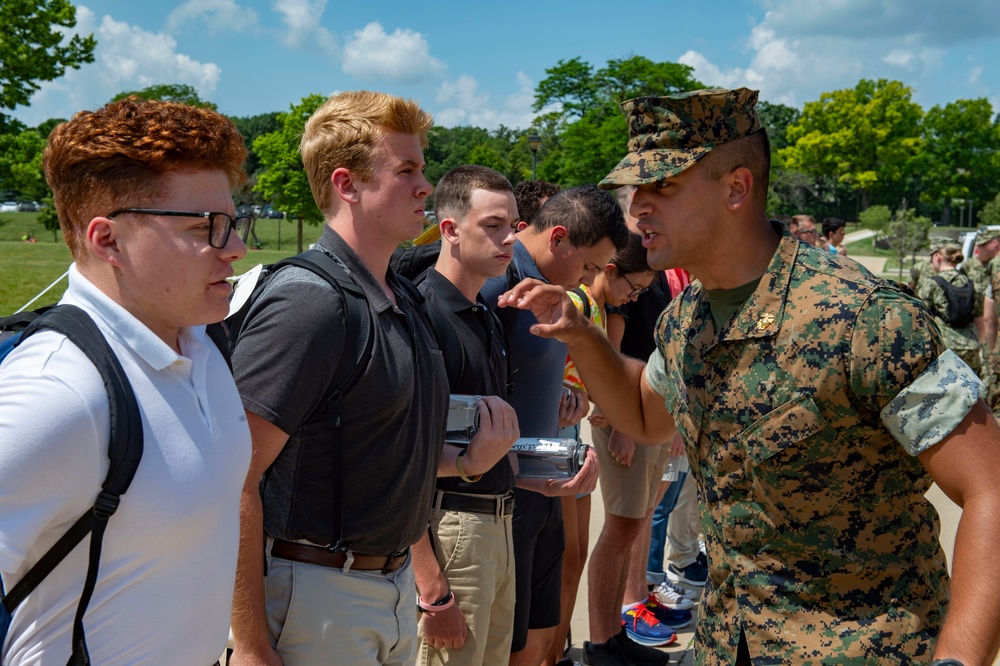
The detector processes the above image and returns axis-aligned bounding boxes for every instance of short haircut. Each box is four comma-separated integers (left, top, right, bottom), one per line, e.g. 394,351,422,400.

698,129,771,204
513,180,560,224
792,214,816,227
530,184,630,251
301,91,432,217
822,217,846,237
44,96,247,259
434,165,513,222
611,232,651,275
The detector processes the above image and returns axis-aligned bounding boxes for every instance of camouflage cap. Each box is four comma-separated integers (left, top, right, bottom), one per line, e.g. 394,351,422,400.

976,228,1000,245
599,88,761,190
928,237,962,254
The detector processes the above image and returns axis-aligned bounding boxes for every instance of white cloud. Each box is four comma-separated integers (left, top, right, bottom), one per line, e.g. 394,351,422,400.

272,0,337,58
342,22,444,83
166,0,258,34
435,72,536,129
13,7,221,126
969,66,984,85
884,50,916,67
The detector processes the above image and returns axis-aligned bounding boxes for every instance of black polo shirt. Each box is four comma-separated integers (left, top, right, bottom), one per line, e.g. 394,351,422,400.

419,268,515,495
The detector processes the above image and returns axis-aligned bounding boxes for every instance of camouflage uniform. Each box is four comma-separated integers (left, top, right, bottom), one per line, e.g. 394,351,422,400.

910,259,935,292
917,266,982,375
988,266,1000,417
601,88,984,665
645,228,982,665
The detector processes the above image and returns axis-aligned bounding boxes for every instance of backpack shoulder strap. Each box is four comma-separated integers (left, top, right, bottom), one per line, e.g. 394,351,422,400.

205,322,232,372
569,287,592,320
1,305,142,665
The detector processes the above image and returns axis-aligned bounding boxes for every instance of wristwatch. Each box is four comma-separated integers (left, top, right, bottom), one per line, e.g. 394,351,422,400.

929,660,965,666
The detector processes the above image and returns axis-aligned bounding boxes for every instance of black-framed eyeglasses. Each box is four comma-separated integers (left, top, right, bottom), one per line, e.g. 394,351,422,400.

108,208,251,249
620,271,648,298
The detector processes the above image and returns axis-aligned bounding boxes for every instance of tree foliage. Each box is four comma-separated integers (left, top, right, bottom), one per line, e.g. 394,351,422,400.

886,203,931,280
0,0,96,113
916,98,1000,224
253,94,326,252
781,79,923,209
533,55,702,186
111,83,217,110
981,193,1000,228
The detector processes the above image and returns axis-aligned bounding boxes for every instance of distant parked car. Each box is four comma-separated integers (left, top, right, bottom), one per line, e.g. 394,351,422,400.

260,207,285,219
0,202,18,213
17,201,39,212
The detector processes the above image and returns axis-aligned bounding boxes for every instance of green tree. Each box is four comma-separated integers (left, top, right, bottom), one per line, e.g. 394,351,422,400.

885,202,931,280
253,94,326,253
858,204,892,237
917,98,1000,226
0,128,46,199
0,0,95,116
230,111,282,177
781,79,923,210
112,83,216,110
980,192,1000,227
533,55,702,185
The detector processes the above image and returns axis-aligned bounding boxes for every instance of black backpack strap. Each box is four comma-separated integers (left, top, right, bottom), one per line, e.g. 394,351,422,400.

205,322,232,372
569,287,592,320
1,305,142,666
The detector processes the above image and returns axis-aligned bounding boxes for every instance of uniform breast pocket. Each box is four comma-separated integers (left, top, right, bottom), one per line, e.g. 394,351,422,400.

737,393,861,525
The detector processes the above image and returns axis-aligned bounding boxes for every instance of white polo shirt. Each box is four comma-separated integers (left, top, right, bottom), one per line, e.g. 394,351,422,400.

0,265,251,665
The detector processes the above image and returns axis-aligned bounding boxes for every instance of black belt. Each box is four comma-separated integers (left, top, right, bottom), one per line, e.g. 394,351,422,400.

437,491,515,516
271,539,408,573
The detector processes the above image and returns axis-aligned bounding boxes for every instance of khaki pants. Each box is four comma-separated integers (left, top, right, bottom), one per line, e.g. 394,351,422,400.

418,503,516,666
593,425,670,519
265,543,417,665
665,474,701,569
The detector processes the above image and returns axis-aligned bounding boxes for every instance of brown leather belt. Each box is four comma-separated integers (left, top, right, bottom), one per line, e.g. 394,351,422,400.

438,491,515,517
271,539,409,574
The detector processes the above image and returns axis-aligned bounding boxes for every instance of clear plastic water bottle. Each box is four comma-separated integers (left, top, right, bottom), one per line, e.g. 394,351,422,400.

446,394,481,444
511,438,590,479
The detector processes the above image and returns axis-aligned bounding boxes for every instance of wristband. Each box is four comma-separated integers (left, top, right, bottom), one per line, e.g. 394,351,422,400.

456,448,482,483
417,590,455,613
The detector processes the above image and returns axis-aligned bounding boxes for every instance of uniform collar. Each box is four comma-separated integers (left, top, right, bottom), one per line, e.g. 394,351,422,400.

686,222,796,350
423,268,483,313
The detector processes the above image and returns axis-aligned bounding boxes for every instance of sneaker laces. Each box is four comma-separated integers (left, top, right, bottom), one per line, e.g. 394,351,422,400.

626,604,662,629
656,579,691,600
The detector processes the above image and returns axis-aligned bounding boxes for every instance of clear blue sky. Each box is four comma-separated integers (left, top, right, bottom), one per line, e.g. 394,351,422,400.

10,0,1000,128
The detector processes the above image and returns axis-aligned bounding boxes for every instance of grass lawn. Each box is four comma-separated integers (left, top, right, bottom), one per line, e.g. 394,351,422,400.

0,212,328,316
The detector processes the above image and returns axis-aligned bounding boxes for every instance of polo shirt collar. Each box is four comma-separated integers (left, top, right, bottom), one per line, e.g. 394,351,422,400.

316,225,402,314
512,239,547,283
61,263,198,371
423,268,481,313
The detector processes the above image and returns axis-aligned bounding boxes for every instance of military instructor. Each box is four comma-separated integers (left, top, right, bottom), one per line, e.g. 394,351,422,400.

501,88,1000,666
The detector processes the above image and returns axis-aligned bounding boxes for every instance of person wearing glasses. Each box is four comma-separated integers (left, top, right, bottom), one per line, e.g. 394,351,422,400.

0,97,251,664
791,214,819,245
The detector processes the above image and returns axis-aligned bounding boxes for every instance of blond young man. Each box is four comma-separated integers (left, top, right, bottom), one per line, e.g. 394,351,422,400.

0,98,251,664
230,92,465,666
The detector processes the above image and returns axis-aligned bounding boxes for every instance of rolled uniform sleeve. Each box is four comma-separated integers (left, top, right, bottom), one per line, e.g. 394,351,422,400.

646,310,680,415
849,289,982,456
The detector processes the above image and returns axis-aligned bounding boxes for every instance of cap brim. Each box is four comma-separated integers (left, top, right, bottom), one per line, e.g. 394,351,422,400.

598,146,713,190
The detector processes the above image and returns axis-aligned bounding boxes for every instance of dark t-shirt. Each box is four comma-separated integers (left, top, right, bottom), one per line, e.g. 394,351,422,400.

232,226,450,554
419,269,514,495
619,271,675,360
481,240,567,439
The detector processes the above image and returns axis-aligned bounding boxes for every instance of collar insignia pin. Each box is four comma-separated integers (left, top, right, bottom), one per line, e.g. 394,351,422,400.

756,313,776,331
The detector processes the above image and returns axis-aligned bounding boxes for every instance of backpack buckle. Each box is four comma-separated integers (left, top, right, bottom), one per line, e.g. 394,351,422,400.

93,490,121,520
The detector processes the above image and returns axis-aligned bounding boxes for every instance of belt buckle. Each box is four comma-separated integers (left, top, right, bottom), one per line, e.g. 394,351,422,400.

382,549,408,574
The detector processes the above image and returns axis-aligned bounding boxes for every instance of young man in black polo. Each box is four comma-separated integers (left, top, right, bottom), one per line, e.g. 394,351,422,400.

413,165,522,666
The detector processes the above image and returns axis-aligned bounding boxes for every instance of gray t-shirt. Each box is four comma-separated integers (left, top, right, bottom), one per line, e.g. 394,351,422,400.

232,226,450,554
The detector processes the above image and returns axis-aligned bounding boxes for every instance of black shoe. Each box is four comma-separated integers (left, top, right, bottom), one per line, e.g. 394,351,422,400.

613,630,670,666
583,639,635,666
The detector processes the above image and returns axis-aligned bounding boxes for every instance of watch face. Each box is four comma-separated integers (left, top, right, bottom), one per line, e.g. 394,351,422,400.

931,660,965,666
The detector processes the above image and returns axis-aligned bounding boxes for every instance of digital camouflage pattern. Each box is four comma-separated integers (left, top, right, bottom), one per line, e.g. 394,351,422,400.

916,268,982,375
976,228,1000,244
910,259,935,290
599,88,760,190
645,225,972,665
959,253,991,319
